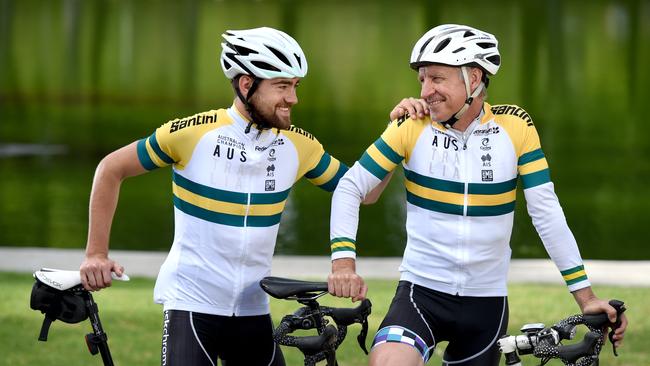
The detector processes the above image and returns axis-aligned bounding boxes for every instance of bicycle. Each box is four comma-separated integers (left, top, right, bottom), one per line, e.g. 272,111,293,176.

260,276,372,366
30,268,130,366
497,299,626,366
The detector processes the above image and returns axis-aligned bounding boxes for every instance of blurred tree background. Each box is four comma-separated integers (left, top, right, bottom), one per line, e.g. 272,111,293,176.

1,0,648,259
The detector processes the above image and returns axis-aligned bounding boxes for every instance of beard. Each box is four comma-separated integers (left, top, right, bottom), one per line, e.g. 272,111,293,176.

247,95,291,130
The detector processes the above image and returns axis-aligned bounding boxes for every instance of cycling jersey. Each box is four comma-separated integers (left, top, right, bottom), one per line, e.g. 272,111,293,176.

330,103,590,296
137,105,347,316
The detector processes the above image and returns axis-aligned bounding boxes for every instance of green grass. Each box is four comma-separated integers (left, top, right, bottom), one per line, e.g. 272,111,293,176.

3,272,647,365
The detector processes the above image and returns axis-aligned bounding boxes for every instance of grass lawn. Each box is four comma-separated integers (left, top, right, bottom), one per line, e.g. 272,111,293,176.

2,272,647,365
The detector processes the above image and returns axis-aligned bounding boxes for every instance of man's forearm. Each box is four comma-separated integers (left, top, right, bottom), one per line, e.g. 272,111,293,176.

571,286,597,312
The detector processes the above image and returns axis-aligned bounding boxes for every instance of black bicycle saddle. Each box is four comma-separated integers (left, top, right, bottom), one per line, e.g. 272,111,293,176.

260,276,328,299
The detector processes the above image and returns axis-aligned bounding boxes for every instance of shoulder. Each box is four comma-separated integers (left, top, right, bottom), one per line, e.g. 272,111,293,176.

489,104,534,127
387,114,430,130
284,125,316,140
282,125,323,149
164,109,226,134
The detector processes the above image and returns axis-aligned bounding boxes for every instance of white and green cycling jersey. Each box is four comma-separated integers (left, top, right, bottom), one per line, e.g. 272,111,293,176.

330,103,590,297
138,105,347,316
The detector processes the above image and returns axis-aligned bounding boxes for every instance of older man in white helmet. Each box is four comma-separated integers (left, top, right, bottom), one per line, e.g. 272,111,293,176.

78,26,383,366
328,24,627,366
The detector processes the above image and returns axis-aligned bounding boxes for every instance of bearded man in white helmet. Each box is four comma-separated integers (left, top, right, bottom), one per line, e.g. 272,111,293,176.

79,27,383,366
327,24,627,365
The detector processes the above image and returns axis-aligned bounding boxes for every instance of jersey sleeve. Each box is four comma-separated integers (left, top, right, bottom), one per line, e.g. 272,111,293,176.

304,148,349,192
329,120,408,260
517,116,590,291
136,121,180,171
517,122,551,189
358,120,407,180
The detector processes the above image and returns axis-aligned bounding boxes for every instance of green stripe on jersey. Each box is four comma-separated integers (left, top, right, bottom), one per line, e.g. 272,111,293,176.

173,195,282,227
520,169,551,189
359,152,389,180
305,153,332,179
374,138,403,164
137,138,157,171
318,164,349,192
518,148,545,165
173,172,290,205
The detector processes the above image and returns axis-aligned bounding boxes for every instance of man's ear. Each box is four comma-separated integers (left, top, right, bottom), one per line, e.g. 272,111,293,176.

238,75,254,98
471,67,483,90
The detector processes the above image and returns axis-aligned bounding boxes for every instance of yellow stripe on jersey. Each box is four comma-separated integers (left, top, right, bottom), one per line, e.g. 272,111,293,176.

173,184,286,217
518,156,548,176
308,157,341,186
330,237,356,254
560,265,589,286
365,143,401,172
171,172,290,227
404,168,517,216
405,180,465,206
467,190,517,206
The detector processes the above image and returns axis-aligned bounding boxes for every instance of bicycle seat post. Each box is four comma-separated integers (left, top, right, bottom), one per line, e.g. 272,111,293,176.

82,291,114,366
299,298,327,334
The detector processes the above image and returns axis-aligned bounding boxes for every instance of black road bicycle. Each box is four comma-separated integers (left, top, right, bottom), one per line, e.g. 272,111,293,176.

498,299,626,366
260,276,372,366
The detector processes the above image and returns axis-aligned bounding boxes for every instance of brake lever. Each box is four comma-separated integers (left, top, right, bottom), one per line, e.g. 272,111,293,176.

357,317,369,355
607,300,626,357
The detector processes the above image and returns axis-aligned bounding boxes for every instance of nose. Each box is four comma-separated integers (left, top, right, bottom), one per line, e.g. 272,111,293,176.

420,78,434,100
285,86,298,105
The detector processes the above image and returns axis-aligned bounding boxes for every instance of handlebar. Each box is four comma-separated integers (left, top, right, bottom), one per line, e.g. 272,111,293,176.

498,299,626,366
260,277,372,366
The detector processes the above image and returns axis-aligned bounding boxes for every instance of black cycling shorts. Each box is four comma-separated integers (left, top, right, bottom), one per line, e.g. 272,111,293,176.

372,281,508,365
161,310,285,366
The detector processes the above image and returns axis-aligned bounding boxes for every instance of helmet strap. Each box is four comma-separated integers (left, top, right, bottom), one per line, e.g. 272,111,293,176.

442,66,484,128
234,76,269,133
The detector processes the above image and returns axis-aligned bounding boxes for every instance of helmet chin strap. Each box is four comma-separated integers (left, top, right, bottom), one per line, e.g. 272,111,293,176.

442,66,484,128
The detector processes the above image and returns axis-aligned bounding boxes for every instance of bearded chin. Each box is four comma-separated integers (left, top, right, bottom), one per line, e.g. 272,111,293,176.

248,99,289,130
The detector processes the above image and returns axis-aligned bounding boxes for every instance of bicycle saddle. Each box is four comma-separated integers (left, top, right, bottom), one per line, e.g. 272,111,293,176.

34,268,130,291
260,276,328,299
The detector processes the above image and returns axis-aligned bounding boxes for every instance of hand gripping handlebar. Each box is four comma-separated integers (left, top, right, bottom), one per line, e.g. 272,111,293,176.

498,299,626,366
260,276,372,366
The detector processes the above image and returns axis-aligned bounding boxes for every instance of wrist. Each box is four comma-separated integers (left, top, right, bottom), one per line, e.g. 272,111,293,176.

332,258,356,273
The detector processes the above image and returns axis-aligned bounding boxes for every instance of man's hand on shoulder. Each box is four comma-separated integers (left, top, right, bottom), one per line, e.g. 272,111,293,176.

328,258,367,302
390,97,429,121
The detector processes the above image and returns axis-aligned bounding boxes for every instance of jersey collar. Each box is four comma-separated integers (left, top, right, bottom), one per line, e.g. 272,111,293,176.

480,102,495,124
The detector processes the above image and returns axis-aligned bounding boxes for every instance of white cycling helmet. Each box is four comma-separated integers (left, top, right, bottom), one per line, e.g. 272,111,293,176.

410,24,500,126
220,27,308,80
409,24,500,75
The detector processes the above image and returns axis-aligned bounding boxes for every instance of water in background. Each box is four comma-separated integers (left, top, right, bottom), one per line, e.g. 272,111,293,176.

1,0,649,259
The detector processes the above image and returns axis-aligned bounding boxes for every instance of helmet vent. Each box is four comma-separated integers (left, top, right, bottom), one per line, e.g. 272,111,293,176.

477,42,495,49
452,47,466,53
232,44,257,56
223,60,231,69
294,54,302,68
433,38,451,53
463,30,476,37
419,36,435,54
487,55,501,65
266,46,291,67
251,61,281,72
